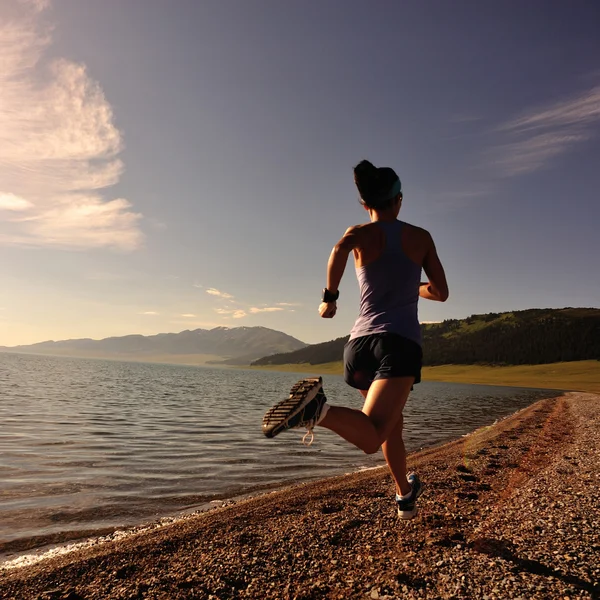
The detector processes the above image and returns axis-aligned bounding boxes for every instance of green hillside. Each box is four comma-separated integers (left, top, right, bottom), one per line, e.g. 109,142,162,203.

252,308,600,367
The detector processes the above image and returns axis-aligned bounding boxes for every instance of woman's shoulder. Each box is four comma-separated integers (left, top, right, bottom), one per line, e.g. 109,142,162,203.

342,222,378,237
348,222,376,230
401,220,427,232
401,221,432,240
337,222,382,253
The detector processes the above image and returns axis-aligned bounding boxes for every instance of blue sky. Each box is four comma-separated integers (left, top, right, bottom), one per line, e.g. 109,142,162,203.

1,0,599,346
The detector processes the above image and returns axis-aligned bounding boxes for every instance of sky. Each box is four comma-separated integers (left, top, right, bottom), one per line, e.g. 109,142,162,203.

1,0,599,346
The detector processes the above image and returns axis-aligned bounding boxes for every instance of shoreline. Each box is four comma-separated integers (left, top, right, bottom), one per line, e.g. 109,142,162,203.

1,392,599,599
0,466,386,572
0,389,558,567
251,360,600,393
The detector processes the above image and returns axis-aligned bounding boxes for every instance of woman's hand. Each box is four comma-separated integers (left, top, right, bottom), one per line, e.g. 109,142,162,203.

319,301,337,319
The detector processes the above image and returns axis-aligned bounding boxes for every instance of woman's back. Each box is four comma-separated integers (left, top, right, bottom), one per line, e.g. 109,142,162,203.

350,220,422,344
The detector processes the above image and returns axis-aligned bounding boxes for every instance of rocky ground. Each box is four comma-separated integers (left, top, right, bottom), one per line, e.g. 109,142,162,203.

1,392,599,600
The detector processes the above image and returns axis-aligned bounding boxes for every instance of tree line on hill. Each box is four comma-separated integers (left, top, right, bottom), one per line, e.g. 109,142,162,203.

251,308,600,366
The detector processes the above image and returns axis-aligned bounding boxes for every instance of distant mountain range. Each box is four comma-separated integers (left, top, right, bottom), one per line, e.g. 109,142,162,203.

252,308,600,367
4,308,598,369
0,326,307,366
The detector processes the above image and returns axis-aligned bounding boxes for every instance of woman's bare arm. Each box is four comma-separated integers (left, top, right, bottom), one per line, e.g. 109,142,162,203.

326,226,358,292
420,232,449,302
319,227,359,318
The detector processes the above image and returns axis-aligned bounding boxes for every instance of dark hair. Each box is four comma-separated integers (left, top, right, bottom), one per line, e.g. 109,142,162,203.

353,160,401,210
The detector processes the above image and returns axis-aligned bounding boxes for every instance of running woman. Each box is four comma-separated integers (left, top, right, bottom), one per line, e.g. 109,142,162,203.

262,160,449,519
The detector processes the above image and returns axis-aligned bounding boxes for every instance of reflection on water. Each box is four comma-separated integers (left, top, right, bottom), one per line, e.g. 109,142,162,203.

0,353,560,550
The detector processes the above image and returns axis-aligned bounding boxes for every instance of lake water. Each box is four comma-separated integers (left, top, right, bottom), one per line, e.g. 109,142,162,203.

0,352,561,554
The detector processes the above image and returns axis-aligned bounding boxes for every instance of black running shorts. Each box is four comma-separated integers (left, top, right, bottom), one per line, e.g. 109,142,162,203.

343,333,422,391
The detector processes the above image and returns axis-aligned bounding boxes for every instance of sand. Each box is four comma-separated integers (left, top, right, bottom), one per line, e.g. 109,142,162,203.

1,392,599,599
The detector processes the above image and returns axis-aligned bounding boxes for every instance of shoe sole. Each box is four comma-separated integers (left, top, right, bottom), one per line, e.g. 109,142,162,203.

398,506,418,520
397,479,423,520
262,377,322,438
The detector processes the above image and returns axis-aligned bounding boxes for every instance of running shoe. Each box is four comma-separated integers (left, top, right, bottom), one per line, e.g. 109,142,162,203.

396,472,423,520
262,377,327,443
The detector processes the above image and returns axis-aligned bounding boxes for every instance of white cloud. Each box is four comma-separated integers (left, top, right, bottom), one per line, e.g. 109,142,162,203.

180,313,196,318
0,193,33,211
214,308,247,319
208,290,297,322
140,311,159,316
206,288,234,299
492,84,600,177
0,3,143,250
275,302,301,307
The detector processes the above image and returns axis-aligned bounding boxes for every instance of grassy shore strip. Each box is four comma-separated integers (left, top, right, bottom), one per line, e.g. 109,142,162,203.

252,359,600,393
1,392,599,599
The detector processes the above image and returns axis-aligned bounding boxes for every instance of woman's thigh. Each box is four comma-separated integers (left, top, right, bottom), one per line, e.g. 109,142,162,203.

361,377,414,441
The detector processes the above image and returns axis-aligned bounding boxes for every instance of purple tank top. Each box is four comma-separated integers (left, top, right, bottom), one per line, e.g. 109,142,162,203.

349,220,422,345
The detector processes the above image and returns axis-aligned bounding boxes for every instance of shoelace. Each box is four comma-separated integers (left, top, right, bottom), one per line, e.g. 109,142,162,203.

302,427,315,446
297,391,326,446
297,402,321,446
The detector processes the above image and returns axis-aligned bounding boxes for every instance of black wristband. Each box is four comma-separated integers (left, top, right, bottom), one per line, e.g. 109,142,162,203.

322,288,339,303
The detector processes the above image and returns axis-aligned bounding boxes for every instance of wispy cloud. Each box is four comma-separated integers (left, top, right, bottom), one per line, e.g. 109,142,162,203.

491,84,600,177
500,85,600,133
437,81,600,209
205,286,297,321
206,288,234,299
429,186,492,213
492,132,590,177
180,313,196,318
215,308,247,319
0,2,143,250
20,0,51,12
139,311,159,316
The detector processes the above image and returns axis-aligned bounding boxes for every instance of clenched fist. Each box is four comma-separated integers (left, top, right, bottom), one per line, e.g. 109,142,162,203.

319,301,337,319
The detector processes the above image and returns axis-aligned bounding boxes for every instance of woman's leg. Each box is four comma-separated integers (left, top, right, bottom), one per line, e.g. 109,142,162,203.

381,414,410,496
362,377,413,496
318,377,413,495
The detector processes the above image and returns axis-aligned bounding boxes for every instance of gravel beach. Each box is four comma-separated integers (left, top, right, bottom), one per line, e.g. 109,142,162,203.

1,392,599,600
